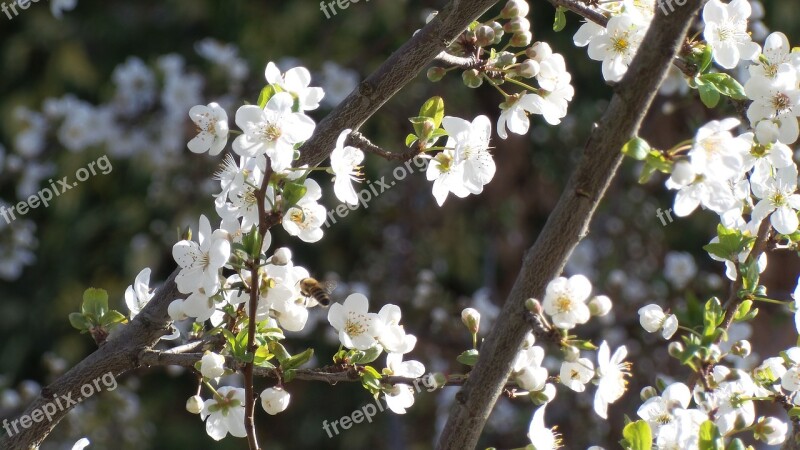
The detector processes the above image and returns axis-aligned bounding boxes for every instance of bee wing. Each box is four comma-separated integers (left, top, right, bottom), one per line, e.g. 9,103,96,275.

322,281,338,294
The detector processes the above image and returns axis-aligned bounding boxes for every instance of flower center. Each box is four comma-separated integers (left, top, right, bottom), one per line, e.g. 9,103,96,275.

611,35,630,54
556,296,573,313
344,314,367,336
262,123,282,142
772,92,792,113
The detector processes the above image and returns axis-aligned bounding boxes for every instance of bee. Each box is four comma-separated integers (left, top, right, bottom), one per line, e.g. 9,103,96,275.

298,278,337,307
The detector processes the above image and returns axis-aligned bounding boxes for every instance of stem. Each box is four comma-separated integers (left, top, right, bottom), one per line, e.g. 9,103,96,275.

503,76,540,94
678,325,702,338
483,74,510,98
752,296,791,306
242,159,274,450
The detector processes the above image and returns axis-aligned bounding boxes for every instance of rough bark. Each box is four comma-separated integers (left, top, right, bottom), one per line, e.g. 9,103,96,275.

435,1,707,448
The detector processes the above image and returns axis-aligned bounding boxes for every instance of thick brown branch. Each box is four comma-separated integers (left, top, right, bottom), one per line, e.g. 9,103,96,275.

433,51,481,69
0,269,185,450
435,0,706,448
296,0,503,167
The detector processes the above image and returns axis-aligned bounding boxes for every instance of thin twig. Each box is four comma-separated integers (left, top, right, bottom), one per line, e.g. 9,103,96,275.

346,131,422,162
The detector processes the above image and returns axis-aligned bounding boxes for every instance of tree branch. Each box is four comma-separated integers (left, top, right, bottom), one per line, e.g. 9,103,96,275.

138,350,527,390
296,0,503,167
346,131,422,162
546,0,698,77
0,269,185,450
435,1,706,448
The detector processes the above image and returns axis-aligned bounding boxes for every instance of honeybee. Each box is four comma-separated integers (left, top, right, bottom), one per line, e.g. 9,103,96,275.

298,278,337,307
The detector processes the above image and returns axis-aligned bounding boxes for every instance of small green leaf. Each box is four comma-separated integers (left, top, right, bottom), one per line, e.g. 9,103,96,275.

701,73,746,100
282,181,308,209
725,438,746,450
457,349,480,366
621,137,651,160
283,368,296,383
405,133,418,147
699,45,713,73
553,6,567,32
419,96,445,129
638,164,657,184
572,340,598,351
282,348,314,370
349,345,383,364
269,341,292,363
257,85,279,108
698,420,723,450
69,313,91,331
622,420,652,450
82,288,109,319
99,310,127,327
698,83,720,108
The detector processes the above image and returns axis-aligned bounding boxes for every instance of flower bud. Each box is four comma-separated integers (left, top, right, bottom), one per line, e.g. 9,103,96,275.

461,308,481,334
271,247,292,265
562,345,580,362
168,299,188,321
513,59,539,78
503,17,530,34
462,69,483,88
670,160,695,186
755,416,788,445
490,21,505,44
509,31,532,48
529,383,556,405
500,0,530,19
640,386,658,401
200,351,226,380
260,387,291,415
667,341,684,358
525,298,542,314
186,395,204,414
588,295,613,317
475,25,496,47
427,67,446,82
730,340,751,358
526,41,553,62
495,51,517,67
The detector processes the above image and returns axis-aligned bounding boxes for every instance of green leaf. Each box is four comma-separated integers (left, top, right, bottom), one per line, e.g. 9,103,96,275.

282,181,308,210
99,310,127,327
282,348,314,370
725,438,746,450
699,45,713,73
638,164,657,184
257,85,279,108
572,340,598,351
253,346,274,366
69,313,91,331
553,6,567,32
789,407,800,418
349,345,383,364
269,341,292,363
419,96,445,129
622,420,652,450
698,420,723,450
409,116,435,142
700,73,746,100
405,133,418,147
456,349,479,366
360,366,383,394
644,151,673,173
283,368,296,383
621,137,651,160
81,288,109,319
698,83,720,108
